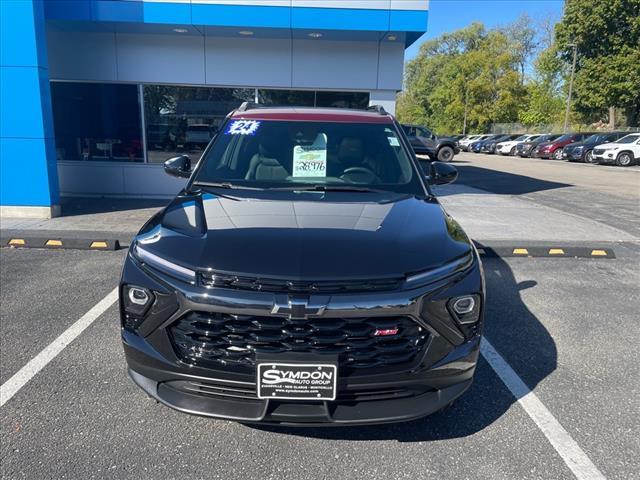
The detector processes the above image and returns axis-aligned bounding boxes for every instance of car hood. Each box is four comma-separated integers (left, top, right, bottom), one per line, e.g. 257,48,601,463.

594,142,623,150
497,140,519,147
134,190,473,280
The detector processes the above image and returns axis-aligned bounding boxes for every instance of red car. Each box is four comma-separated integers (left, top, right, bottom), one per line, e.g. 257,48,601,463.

532,133,595,160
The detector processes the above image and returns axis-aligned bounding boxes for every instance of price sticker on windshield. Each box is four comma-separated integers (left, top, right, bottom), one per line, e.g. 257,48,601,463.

292,133,327,177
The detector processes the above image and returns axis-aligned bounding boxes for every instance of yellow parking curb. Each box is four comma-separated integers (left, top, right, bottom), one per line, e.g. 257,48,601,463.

90,241,108,249
512,248,529,255
8,238,26,246
45,239,63,247
548,248,565,255
591,249,607,257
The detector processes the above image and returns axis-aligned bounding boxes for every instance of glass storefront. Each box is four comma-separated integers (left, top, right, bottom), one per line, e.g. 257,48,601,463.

50,82,143,162
50,82,370,164
143,86,254,163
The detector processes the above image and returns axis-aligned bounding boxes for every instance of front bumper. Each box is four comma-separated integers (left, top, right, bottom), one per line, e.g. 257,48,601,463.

126,338,478,426
120,249,485,425
593,151,616,164
563,149,584,161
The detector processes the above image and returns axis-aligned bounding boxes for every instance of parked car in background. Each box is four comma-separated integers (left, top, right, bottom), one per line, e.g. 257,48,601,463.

459,135,489,151
496,134,541,156
592,133,640,166
532,133,594,160
563,132,629,163
401,124,460,162
186,124,217,149
516,134,562,157
481,134,521,154
470,135,502,153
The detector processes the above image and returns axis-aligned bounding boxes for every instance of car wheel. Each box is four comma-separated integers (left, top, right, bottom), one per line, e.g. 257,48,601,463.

509,146,516,155
615,152,634,167
584,150,596,163
437,146,454,162
553,148,564,160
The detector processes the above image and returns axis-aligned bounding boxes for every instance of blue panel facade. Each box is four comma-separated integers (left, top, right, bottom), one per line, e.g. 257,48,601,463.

43,1,429,41
0,0,429,208
0,0,59,208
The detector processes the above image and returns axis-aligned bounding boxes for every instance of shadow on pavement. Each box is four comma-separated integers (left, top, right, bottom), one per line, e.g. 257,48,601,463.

455,165,571,195
60,197,169,217
248,255,557,442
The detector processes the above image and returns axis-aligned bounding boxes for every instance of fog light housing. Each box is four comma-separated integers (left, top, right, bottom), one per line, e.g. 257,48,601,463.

448,294,481,325
123,285,154,318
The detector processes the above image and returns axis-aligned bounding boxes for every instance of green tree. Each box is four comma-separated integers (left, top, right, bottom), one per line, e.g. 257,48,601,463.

519,44,566,127
397,23,526,134
555,0,640,126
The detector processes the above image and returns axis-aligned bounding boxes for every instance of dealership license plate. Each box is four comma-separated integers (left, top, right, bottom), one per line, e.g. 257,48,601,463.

257,363,337,401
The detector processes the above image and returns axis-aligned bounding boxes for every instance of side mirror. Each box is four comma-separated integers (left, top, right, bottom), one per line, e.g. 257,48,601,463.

164,155,191,178
428,161,458,185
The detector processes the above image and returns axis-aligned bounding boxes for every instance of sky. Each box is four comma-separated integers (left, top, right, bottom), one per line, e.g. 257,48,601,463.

406,0,566,60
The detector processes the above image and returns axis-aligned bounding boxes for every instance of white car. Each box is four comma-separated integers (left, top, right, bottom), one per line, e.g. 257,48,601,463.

592,133,640,167
496,134,542,156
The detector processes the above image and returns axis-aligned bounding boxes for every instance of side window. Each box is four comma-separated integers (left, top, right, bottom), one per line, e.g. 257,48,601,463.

418,128,432,138
403,126,415,137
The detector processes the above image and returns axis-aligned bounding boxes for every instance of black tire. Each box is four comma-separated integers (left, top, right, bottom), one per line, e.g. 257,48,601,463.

584,150,596,163
437,146,455,162
615,151,634,167
509,146,516,155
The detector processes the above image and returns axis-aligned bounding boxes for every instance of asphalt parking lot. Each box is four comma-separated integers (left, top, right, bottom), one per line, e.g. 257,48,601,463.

1,152,639,479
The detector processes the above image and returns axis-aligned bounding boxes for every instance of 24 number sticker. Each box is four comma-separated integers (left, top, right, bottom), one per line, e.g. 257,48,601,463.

225,120,261,136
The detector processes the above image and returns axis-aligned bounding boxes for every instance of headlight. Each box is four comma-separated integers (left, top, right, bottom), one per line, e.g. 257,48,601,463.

405,253,474,289
133,243,196,283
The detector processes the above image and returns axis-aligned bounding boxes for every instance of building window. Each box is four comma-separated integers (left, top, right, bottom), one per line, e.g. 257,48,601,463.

51,82,143,162
315,91,370,109
257,89,315,107
143,85,254,163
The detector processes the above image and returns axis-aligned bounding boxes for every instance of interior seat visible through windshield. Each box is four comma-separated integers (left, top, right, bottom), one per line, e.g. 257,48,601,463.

194,119,422,194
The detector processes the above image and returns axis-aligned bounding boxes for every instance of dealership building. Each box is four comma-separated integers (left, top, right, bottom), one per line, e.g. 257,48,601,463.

0,0,428,217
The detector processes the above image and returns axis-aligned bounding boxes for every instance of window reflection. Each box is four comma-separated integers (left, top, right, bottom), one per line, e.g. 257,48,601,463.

258,89,315,107
51,82,143,162
315,91,369,109
143,86,254,163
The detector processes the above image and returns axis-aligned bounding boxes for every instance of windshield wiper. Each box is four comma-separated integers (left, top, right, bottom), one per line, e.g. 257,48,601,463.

192,181,264,190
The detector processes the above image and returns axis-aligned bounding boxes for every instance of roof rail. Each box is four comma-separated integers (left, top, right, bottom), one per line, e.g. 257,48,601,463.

237,101,260,112
366,104,388,115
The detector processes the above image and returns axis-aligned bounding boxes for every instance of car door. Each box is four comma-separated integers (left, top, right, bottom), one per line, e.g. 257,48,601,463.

416,127,437,151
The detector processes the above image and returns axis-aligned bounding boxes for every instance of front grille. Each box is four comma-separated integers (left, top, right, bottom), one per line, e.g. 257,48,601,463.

170,312,428,373
199,272,402,294
593,148,605,155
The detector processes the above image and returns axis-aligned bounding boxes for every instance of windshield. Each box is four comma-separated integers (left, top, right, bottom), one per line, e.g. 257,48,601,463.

193,120,423,194
616,134,640,144
514,135,528,141
583,134,602,143
553,134,573,142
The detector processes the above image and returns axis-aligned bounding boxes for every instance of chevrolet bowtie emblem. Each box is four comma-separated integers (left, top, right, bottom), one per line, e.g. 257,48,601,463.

271,298,326,319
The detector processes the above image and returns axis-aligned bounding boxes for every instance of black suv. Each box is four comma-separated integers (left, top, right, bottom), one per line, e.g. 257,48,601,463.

120,105,485,425
402,124,460,162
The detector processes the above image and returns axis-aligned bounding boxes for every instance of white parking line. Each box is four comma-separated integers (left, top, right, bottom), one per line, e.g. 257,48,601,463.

0,287,119,408
481,338,606,480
